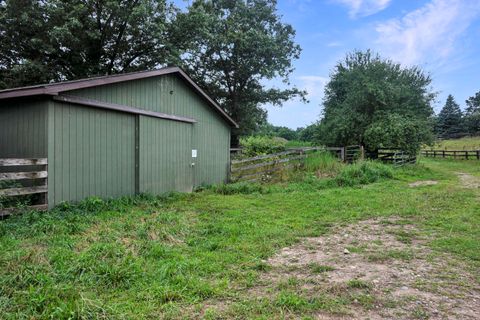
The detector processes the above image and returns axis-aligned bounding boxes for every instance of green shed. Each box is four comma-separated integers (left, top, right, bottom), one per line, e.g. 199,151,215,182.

0,67,238,208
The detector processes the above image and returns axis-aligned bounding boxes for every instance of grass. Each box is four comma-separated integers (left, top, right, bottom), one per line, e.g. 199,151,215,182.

428,136,480,150
0,158,479,318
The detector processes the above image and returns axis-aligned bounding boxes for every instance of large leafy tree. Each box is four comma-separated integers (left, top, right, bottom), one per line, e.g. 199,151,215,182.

0,0,176,88
173,0,305,143
436,94,464,138
318,50,435,153
465,91,480,135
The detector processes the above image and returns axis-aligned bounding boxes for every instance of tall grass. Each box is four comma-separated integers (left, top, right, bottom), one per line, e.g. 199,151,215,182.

334,161,394,186
303,151,344,177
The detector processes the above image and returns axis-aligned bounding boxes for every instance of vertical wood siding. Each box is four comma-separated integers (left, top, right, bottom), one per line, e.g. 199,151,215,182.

49,101,135,205
139,116,193,194
69,74,230,187
0,99,47,158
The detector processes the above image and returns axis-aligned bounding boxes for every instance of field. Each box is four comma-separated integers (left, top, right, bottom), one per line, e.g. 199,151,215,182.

0,158,479,319
429,136,480,150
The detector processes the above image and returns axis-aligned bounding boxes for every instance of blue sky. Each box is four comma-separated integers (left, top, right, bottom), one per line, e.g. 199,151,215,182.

264,0,480,129
178,0,480,129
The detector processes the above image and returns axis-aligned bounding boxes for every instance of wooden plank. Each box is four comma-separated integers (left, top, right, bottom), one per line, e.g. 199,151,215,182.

0,204,48,217
231,150,301,164
0,185,47,197
53,95,197,124
232,163,298,181
0,158,47,166
231,155,306,173
0,171,48,181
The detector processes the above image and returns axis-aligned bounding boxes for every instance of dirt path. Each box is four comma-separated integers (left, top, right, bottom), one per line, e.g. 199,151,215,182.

263,218,480,319
201,218,480,319
456,172,480,189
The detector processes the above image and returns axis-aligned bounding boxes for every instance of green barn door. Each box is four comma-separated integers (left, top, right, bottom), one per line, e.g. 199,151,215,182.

139,116,193,194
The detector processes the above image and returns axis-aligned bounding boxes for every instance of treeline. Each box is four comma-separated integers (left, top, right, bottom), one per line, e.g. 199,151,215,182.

254,123,319,142
434,93,480,139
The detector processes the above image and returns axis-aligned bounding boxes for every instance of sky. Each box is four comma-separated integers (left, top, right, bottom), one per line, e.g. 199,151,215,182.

177,0,480,129
264,0,480,129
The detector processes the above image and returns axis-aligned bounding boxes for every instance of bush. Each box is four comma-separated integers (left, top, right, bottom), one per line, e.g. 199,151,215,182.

334,161,394,187
239,136,286,157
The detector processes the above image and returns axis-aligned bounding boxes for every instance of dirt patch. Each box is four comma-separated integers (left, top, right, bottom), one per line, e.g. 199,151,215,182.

456,172,480,189
202,218,480,319
265,218,480,319
408,180,438,187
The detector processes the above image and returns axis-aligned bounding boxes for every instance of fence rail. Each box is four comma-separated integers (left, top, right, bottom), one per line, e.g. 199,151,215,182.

0,158,48,217
377,149,417,166
421,149,480,160
230,147,342,183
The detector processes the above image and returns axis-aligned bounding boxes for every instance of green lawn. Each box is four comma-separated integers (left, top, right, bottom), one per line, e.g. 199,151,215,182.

0,158,479,319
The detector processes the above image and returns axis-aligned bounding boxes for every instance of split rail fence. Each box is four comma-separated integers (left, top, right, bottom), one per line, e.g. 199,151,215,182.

0,158,48,217
230,147,343,183
421,149,480,160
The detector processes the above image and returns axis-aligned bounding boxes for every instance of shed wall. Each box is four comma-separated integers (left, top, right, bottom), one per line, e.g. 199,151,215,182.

48,101,136,206
139,116,193,194
68,74,231,186
0,98,47,158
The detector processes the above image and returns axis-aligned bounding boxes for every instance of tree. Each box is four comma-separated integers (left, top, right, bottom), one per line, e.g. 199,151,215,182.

0,0,176,88
318,50,435,153
465,91,480,135
255,123,298,140
436,94,464,138
297,122,320,142
173,0,305,144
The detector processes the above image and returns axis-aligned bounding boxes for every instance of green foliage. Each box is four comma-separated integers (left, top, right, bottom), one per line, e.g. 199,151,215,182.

0,0,176,89
334,161,394,187
436,94,465,138
209,182,267,195
255,123,299,141
174,0,305,141
303,151,344,176
465,90,480,135
318,50,435,151
297,122,321,142
364,113,434,155
240,136,287,157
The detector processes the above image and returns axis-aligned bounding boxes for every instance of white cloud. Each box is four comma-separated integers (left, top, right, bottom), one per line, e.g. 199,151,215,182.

375,0,480,67
335,0,392,18
297,75,329,100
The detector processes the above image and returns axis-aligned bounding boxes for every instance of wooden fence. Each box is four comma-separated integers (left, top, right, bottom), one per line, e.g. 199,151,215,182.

421,149,480,160
230,147,343,183
376,149,416,166
0,158,48,216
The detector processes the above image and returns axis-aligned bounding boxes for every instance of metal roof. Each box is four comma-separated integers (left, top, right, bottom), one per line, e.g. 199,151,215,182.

0,67,239,128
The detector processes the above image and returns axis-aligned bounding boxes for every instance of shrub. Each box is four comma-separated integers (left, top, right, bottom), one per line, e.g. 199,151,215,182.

334,161,394,187
239,136,286,157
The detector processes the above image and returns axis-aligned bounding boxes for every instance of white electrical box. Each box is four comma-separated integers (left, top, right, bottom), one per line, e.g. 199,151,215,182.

192,149,197,158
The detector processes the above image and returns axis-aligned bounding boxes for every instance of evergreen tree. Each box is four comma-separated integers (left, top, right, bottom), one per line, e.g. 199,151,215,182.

437,95,464,138
465,91,480,135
